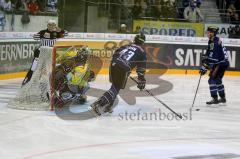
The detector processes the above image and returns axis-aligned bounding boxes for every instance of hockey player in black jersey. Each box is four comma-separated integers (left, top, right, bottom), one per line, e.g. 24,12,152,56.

22,19,68,86
199,26,229,105
91,33,147,115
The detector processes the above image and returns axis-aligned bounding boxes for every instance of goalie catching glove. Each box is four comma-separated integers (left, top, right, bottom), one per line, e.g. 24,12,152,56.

137,76,146,90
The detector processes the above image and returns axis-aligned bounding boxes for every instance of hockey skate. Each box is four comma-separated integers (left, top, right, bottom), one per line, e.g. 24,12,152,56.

104,103,114,114
218,97,226,103
90,95,115,116
218,97,227,106
90,98,106,116
206,97,219,105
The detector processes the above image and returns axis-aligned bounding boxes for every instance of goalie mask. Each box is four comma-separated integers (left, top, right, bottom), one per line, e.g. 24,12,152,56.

76,46,91,64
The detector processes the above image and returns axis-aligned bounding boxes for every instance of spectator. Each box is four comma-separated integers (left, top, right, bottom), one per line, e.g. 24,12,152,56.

177,0,189,19
235,0,240,16
36,0,44,12
46,0,57,12
184,0,204,22
0,0,10,32
144,0,159,18
15,0,27,11
164,0,177,18
131,1,142,19
0,10,6,31
1,0,12,11
235,25,240,38
228,25,240,38
227,3,239,24
27,0,40,14
117,23,130,34
196,0,201,8
133,25,141,34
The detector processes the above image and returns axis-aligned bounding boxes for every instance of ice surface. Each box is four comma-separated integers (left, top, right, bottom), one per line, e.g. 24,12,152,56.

0,75,240,159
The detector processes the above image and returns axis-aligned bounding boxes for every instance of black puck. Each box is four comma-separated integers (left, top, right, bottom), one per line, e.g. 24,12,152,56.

195,109,200,111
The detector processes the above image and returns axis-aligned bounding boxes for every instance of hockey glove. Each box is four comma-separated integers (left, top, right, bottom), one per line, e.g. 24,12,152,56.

199,66,207,75
137,76,146,90
88,70,95,82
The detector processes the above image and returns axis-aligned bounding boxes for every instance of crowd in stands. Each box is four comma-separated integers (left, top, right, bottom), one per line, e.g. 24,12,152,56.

0,0,57,14
131,0,178,19
131,0,204,22
229,24,240,38
225,0,240,24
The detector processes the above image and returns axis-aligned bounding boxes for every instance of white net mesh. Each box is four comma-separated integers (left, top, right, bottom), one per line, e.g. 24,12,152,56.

8,46,53,111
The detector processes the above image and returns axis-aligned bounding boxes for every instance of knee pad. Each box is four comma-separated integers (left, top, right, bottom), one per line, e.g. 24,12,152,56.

208,78,216,85
215,78,222,85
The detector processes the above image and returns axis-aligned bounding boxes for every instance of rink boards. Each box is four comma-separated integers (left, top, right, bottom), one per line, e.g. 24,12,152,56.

0,33,240,80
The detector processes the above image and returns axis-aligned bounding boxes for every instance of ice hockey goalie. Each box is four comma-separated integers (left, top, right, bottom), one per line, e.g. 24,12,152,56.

54,46,95,107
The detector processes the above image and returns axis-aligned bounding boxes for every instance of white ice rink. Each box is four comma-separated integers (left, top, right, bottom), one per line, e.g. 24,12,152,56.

0,74,240,159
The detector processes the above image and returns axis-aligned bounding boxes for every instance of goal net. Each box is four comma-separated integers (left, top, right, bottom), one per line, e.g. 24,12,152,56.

8,46,53,110
8,45,102,111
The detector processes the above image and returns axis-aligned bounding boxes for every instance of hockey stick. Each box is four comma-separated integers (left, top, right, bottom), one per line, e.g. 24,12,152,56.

129,76,182,119
190,74,202,111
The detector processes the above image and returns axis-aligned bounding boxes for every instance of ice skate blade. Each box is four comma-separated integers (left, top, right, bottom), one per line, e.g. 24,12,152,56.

90,104,105,116
219,103,227,106
206,104,220,108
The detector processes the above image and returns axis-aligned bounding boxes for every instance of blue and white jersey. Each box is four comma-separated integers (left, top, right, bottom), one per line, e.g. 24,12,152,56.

205,37,229,67
113,43,147,77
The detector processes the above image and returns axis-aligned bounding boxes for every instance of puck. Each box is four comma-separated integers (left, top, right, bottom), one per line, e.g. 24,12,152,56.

195,109,200,111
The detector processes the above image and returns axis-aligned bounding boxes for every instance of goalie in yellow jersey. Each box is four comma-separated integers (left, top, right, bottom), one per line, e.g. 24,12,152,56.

54,46,95,107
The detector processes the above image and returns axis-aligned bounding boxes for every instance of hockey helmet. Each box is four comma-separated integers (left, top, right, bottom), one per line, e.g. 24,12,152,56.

47,19,57,31
76,46,91,63
134,33,146,45
47,19,57,25
207,26,219,35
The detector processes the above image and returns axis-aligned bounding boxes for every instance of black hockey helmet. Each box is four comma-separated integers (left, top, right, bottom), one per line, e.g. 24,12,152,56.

76,46,91,63
134,33,146,45
207,26,219,35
